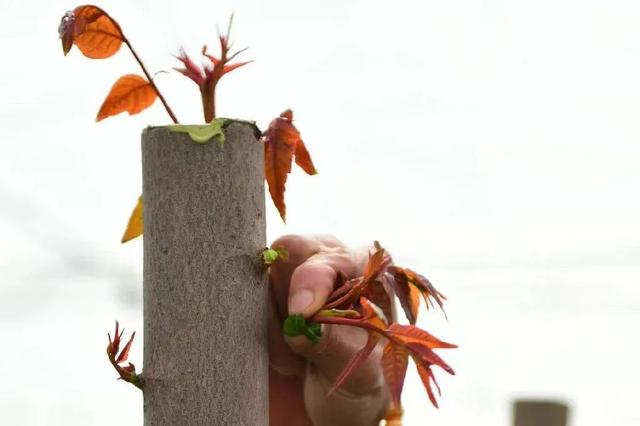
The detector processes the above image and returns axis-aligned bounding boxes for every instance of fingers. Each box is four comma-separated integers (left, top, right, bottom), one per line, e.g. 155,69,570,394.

267,234,391,424
287,245,361,316
268,235,324,319
288,261,337,316
284,247,386,394
304,361,390,426
268,284,306,376
269,235,351,317
268,234,334,375
286,323,386,394
268,234,376,391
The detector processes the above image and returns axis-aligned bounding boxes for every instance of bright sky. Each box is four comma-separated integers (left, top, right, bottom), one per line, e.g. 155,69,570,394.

1,0,639,425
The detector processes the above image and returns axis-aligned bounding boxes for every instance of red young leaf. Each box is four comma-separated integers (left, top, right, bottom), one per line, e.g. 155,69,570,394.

328,332,381,395
325,264,387,311
116,331,136,364
406,341,454,408
387,266,447,318
263,110,317,221
382,341,409,408
280,109,293,121
327,273,354,303
362,279,394,326
323,277,362,310
416,364,440,408
174,48,205,86
263,113,295,221
360,243,394,320
387,323,457,349
59,5,124,58
384,272,416,324
202,44,251,77
363,248,388,284
313,243,456,414
313,300,456,412
360,297,388,330
408,284,421,323
118,362,137,377
106,321,141,389
97,74,157,121
293,136,316,175
107,320,121,357
175,16,251,122
405,342,455,375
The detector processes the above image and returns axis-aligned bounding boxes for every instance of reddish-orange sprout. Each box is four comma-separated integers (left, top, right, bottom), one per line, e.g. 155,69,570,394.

174,16,252,122
282,243,457,422
106,321,141,389
263,110,317,221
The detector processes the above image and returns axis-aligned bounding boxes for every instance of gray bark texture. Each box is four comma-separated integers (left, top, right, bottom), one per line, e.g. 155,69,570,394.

141,121,268,425
513,400,569,426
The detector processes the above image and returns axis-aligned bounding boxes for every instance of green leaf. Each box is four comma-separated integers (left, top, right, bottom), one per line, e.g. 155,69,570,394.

283,314,306,336
262,248,279,265
262,247,289,266
283,314,322,344
305,322,322,343
168,118,227,145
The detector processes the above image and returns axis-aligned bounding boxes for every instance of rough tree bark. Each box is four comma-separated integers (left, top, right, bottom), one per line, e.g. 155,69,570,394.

142,121,268,425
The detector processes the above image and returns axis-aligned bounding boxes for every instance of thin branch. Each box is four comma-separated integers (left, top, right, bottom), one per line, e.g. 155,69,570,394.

123,38,179,124
98,6,179,124
311,314,395,341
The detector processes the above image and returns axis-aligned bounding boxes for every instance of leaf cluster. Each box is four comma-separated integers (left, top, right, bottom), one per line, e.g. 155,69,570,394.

106,321,141,389
283,314,322,343
261,247,289,266
58,6,170,122
283,242,456,421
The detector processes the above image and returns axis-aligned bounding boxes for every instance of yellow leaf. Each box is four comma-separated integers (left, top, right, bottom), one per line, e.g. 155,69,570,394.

121,196,143,243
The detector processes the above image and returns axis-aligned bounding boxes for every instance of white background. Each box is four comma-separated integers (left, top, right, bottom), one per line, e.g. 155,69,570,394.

1,0,639,425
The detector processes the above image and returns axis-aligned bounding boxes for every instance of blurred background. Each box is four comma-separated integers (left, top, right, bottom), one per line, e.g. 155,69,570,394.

1,0,639,424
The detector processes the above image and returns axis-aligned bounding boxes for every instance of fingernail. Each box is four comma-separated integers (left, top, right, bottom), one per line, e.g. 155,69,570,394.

289,289,314,314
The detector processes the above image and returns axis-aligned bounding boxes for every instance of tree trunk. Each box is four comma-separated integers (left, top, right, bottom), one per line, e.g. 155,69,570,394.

513,400,569,426
141,121,268,425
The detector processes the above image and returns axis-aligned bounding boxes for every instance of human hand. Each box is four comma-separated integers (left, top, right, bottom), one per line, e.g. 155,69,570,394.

268,235,391,426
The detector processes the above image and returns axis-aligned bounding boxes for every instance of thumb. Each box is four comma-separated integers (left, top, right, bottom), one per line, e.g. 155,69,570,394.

285,256,386,395
288,262,337,318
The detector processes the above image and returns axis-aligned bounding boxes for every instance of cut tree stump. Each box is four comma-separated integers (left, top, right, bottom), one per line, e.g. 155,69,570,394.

513,399,569,426
142,121,268,425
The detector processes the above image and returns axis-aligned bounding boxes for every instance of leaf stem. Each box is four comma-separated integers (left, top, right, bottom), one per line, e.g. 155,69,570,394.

201,83,215,123
311,314,429,352
311,315,395,342
107,354,144,390
123,38,179,124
